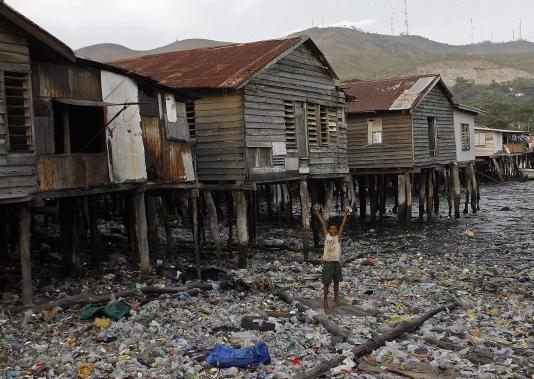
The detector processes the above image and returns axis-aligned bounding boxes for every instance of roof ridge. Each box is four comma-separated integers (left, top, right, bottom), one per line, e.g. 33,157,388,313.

110,36,303,64
343,74,439,85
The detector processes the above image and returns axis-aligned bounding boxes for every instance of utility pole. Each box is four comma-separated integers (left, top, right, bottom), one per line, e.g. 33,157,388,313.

470,18,474,44
390,2,395,35
404,0,409,35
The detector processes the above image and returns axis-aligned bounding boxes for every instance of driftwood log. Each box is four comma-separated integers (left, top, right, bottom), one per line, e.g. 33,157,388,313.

275,289,350,342
10,281,213,314
296,300,461,379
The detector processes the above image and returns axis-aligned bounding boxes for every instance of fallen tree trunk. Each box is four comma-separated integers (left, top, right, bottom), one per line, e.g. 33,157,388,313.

296,300,461,379
11,281,213,314
275,289,350,342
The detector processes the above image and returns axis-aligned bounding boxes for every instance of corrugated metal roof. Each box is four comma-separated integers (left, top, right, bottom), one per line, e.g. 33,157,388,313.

109,37,309,89
344,75,441,114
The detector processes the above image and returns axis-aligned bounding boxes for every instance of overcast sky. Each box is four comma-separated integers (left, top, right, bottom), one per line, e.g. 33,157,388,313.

6,0,533,50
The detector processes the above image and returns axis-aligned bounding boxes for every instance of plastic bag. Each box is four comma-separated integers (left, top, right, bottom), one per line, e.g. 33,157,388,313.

205,341,271,368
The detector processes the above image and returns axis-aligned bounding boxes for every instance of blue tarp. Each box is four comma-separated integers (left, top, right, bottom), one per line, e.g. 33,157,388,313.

205,341,271,368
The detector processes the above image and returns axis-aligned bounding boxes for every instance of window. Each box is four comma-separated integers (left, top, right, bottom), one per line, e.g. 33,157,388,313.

4,72,32,151
319,106,340,145
247,147,272,168
186,100,195,139
306,103,318,147
427,117,437,155
367,118,383,145
461,123,470,150
284,100,297,153
475,132,486,147
164,95,189,141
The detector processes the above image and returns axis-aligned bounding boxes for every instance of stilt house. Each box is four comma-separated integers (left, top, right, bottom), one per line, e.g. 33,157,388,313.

344,75,466,222
111,36,348,263
453,104,479,166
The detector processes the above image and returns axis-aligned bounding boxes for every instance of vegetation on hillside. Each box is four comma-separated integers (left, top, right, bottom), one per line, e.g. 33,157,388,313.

452,77,534,130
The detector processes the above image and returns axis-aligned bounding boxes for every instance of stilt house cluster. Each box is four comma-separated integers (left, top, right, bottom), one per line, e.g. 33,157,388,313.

4,2,530,306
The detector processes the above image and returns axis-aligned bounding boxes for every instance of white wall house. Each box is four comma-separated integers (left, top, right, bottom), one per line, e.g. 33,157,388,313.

453,105,478,164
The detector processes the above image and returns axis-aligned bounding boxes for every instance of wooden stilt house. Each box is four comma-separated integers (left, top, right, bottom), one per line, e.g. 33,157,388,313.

111,36,348,263
344,75,464,222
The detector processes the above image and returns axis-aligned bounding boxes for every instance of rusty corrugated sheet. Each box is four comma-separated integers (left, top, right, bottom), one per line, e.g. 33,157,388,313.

33,62,101,100
163,142,194,182
141,116,163,180
344,75,439,114
37,153,109,191
110,37,304,89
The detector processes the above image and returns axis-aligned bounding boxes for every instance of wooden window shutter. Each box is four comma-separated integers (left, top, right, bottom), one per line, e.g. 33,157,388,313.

284,100,297,153
306,102,318,148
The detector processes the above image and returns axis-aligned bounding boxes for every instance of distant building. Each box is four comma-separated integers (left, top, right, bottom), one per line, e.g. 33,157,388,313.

453,104,480,165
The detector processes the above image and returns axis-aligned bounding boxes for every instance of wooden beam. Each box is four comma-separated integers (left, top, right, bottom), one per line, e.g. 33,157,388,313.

132,191,150,277
19,203,32,306
418,170,426,222
451,165,461,219
426,169,434,222
299,179,311,262
191,195,201,279
404,172,412,224
233,190,248,268
203,191,221,260
397,174,406,225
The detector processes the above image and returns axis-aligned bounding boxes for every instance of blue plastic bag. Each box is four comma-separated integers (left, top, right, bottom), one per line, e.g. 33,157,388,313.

205,341,271,368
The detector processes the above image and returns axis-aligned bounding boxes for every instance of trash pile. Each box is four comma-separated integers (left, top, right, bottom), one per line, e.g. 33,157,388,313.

1,182,534,378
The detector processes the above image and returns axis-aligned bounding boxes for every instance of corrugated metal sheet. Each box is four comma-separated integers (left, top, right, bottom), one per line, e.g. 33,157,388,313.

163,142,194,182
37,153,109,191
344,75,439,114
101,70,147,183
140,116,163,180
110,37,305,89
33,62,102,100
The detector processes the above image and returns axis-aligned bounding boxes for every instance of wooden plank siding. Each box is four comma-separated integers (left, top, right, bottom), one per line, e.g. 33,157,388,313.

346,112,414,170
0,20,36,201
411,85,456,168
194,93,246,181
243,44,347,181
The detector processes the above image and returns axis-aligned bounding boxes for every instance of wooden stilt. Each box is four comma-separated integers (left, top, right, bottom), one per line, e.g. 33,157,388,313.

368,176,377,224
397,174,406,225
146,196,161,258
132,191,150,277
451,165,461,219
88,195,101,265
378,175,386,219
191,194,201,279
278,184,285,226
227,193,233,257
344,175,356,209
492,157,504,182
233,191,248,268
357,176,367,219
463,166,471,214
426,169,434,222
59,198,81,276
433,171,440,215
299,179,311,262
266,185,273,217
286,183,294,223
160,194,173,260
475,164,481,211
418,170,426,222
469,163,478,213
323,180,334,223
203,191,221,261
249,190,257,244
19,204,32,306
445,168,452,218
309,181,321,248
405,172,412,224
0,207,8,265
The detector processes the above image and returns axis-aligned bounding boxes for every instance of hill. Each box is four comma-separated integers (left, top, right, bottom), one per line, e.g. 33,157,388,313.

75,38,228,62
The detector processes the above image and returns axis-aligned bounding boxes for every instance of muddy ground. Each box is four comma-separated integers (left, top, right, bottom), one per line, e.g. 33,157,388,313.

1,181,533,378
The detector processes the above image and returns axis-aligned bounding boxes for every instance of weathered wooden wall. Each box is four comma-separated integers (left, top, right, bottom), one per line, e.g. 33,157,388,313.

346,112,413,170
194,92,245,182
453,109,476,163
0,20,36,201
243,44,347,181
412,85,456,167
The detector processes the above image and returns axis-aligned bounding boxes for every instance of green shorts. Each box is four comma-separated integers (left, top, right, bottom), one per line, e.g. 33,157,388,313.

322,261,342,286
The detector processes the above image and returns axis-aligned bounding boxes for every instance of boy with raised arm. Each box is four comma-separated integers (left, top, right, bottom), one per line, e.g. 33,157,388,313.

314,206,350,310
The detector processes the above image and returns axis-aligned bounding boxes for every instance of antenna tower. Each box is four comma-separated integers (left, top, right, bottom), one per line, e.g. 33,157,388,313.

403,0,409,35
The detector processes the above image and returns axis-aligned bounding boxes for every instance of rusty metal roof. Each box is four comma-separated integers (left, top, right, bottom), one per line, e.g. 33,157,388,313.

344,74,445,114
0,2,75,61
110,36,322,89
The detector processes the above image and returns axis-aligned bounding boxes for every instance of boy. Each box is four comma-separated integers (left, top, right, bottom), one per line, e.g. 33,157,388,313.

314,207,350,310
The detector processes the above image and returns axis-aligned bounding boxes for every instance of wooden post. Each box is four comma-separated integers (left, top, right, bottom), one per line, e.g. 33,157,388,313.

344,175,356,210
426,169,434,222
433,170,440,215
463,166,471,214
469,163,478,213
161,194,173,260
378,175,386,220
397,173,406,225
227,193,234,257
492,157,504,182
62,106,71,154
146,195,161,258
191,194,201,279
451,164,461,219
0,207,8,265
309,181,321,248
357,176,367,219
203,191,221,261
233,191,248,268
132,191,150,277
405,172,412,224
59,198,81,276
19,204,32,306
286,182,294,223
444,168,452,218
323,180,334,223
88,195,101,264
418,170,426,222
299,179,311,261
368,175,377,224
475,164,481,211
